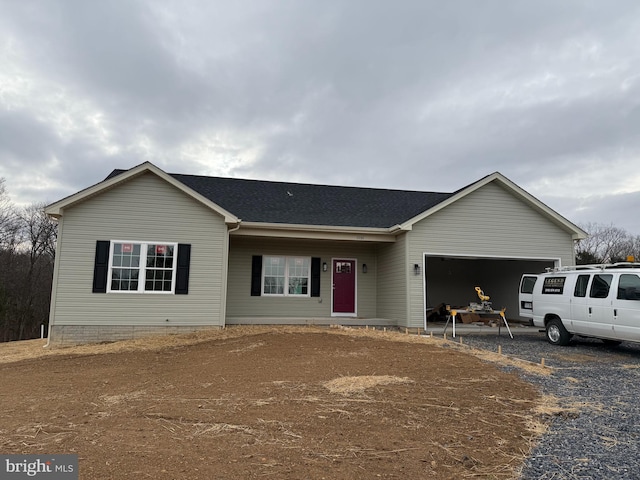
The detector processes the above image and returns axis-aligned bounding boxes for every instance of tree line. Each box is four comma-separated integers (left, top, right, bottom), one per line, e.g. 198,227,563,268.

1,175,639,341
575,222,640,264
0,178,57,342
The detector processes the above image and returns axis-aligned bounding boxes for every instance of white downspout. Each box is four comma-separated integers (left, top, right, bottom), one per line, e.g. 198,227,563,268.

43,323,53,348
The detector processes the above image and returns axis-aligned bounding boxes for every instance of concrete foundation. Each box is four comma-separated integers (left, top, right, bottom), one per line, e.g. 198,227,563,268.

48,325,222,346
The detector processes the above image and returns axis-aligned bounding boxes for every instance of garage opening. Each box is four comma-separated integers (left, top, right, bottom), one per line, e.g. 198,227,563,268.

424,255,556,326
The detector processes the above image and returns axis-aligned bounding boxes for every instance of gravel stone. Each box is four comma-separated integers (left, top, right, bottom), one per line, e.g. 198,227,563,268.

460,332,640,480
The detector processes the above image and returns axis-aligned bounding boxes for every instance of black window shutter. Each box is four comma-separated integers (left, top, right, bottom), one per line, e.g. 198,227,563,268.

251,255,262,296
92,240,111,293
176,244,191,294
311,257,321,297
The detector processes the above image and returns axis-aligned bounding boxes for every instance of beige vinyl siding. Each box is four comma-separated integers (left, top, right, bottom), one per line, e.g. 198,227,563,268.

226,236,377,319
375,235,408,326
406,181,576,327
50,172,228,327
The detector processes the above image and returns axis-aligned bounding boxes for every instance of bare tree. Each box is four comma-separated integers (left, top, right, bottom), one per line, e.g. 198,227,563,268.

20,202,57,264
0,179,21,340
625,235,640,262
0,181,57,341
10,203,57,339
0,178,20,250
576,223,640,264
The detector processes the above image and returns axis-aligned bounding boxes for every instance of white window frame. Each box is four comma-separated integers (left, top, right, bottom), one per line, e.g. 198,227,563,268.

262,256,311,297
107,240,178,294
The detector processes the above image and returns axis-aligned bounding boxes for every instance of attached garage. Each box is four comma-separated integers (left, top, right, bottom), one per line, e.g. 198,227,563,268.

403,174,586,330
423,255,556,325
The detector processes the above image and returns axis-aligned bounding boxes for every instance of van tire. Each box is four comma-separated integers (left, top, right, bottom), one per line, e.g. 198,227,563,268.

546,318,571,346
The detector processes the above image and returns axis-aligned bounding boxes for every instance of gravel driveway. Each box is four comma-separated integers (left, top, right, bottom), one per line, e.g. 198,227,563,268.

461,332,640,480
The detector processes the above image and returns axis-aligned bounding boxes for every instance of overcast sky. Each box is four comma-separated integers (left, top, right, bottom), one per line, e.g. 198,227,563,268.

1,1,639,234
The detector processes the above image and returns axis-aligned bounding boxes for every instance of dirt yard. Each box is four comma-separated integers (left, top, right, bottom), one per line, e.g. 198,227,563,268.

0,326,550,479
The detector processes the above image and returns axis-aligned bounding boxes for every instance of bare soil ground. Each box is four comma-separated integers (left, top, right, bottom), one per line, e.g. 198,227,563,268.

0,327,551,479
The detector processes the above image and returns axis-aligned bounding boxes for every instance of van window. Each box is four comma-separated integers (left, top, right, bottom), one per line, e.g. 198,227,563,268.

574,274,590,298
618,274,640,300
520,276,537,294
589,274,613,299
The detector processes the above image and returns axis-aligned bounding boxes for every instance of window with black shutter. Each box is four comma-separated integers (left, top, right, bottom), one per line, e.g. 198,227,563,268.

93,240,190,294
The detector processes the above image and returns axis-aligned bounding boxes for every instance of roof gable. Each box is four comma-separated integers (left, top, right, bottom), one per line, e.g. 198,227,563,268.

399,172,587,239
45,162,239,223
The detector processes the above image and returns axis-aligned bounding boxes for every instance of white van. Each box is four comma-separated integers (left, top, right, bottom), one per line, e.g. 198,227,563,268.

519,263,640,346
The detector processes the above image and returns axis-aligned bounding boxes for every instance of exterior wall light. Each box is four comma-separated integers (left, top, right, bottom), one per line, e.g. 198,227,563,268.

414,263,420,275
362,263,368,274
322,262,328,272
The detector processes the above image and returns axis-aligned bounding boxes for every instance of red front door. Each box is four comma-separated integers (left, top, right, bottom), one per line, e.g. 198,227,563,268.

333,259,356,314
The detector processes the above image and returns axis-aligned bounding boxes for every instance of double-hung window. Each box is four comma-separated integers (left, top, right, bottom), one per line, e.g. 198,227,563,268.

108,241,177,293
263,256,310,296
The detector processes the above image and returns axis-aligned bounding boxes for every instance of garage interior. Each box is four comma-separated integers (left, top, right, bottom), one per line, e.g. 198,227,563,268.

424,255,556,326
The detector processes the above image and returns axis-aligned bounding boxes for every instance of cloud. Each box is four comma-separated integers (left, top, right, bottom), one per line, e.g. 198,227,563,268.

0,0,639,234
546,190,640,236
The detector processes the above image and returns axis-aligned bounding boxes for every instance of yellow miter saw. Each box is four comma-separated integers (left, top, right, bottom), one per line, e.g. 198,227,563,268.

474,286,493,311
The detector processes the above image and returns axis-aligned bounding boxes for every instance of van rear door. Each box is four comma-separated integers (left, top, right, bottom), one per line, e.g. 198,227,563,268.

519,275,538,318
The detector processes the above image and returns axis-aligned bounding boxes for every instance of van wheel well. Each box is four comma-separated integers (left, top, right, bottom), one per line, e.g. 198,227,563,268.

545,316,571,346
544,315,561,326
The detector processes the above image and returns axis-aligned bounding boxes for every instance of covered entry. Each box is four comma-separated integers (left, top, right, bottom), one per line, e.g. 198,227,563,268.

424,254,557,324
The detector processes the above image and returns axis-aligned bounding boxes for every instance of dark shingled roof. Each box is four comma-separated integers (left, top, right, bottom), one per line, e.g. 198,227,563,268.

107,170,454,228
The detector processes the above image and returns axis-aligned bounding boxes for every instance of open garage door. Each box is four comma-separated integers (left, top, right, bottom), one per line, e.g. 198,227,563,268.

424,255,557,325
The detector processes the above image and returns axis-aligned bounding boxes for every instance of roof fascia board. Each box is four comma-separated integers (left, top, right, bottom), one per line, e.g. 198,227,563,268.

399,172,587,240
45,161,239,224
233,222,397,242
